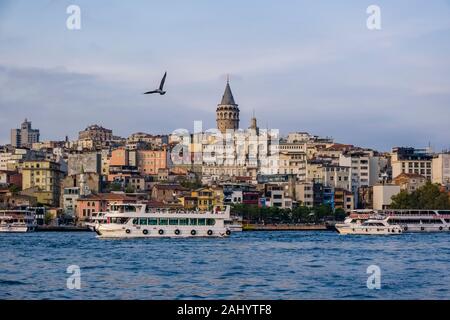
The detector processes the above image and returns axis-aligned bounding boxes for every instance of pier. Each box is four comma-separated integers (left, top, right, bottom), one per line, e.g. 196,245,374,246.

35,226,91,232
243,224,330,231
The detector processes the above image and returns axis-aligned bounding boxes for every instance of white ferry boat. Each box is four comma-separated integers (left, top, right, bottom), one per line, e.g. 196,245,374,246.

335,217,403,235
348,209,450,233
0,210,37,232
95,204,232,238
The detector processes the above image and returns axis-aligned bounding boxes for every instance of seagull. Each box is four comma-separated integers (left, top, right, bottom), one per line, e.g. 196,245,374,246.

144,72,167,95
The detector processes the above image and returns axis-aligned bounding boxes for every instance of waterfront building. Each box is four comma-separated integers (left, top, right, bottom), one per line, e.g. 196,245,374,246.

306,159,351,191
21,160,63,207
391,147,433,181
10,119,40,148
264,184,293,209
372,184,401,210
393,173,427,193
62,187,80,217
294,182,314,207
432,153,450,186
334,188,354,212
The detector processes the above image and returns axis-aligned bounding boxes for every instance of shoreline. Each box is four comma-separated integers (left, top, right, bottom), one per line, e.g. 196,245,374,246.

243,224,332,231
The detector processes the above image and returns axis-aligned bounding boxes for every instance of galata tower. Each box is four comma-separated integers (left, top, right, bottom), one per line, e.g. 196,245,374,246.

216,78,240,134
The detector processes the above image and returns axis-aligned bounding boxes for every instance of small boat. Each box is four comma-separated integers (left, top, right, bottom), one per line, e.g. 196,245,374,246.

335,217,402,235
0,210,37,233
95,204,232,239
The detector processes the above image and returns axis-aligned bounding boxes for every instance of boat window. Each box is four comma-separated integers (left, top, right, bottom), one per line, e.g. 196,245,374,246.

159,219,168,225
179,218,188,226
206,219,216,226
189,218,197,226
139,218,148,225
149,218,158,225
198,219,206,226
133,218,138,225
169,219,178,226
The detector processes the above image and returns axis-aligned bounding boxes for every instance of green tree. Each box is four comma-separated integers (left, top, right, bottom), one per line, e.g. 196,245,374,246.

390,182,450,209
334,208,347,221
44,212,53,225
110,183,122,192
8,184,20,195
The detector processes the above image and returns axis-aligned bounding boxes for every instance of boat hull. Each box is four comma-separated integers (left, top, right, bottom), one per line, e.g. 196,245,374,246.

0,225,35,233
96,225,231,239
335,224,402,235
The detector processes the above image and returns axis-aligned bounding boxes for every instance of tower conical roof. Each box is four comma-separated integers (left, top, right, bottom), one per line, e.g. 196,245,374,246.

220,81,237,105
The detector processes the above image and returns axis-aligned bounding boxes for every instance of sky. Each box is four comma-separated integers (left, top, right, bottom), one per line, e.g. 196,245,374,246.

0,0,450,152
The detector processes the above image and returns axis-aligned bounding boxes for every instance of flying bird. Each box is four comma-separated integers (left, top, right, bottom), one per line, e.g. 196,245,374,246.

144,72,167,95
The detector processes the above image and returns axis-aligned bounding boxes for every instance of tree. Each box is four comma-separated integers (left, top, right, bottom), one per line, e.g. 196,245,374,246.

44,212,53,225
334,208,347,221
110,183,122,192
8,184,20,195
125,185,135,193
390,182,450,209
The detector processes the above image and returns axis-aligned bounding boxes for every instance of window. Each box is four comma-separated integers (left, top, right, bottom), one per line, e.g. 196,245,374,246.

139,218,148,225
169,219,178,225
189,218,197,226
206,219,216,226
159,218,168,225
179,218,188,226
149,218,158,225
198,219,206,226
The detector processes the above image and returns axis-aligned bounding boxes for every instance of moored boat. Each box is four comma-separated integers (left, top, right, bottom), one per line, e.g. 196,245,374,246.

347,209,450,233
0,210,37,233
335,217,403,235
95,204,232,238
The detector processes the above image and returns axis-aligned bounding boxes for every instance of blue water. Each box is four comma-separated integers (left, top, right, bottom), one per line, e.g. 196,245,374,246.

1,231,449,300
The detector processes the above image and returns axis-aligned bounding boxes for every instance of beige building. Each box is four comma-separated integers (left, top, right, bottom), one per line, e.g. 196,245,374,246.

432,153,450,186
393,173,427,193
372,184,401,210
391,147,433,181
295,182,314,207
21,160,63,207
306,161,351,191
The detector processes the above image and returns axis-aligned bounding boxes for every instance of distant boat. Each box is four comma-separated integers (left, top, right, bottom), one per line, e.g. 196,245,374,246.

0,210,37,233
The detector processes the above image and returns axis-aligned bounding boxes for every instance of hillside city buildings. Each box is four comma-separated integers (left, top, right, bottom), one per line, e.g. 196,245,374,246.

1,80,449,224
